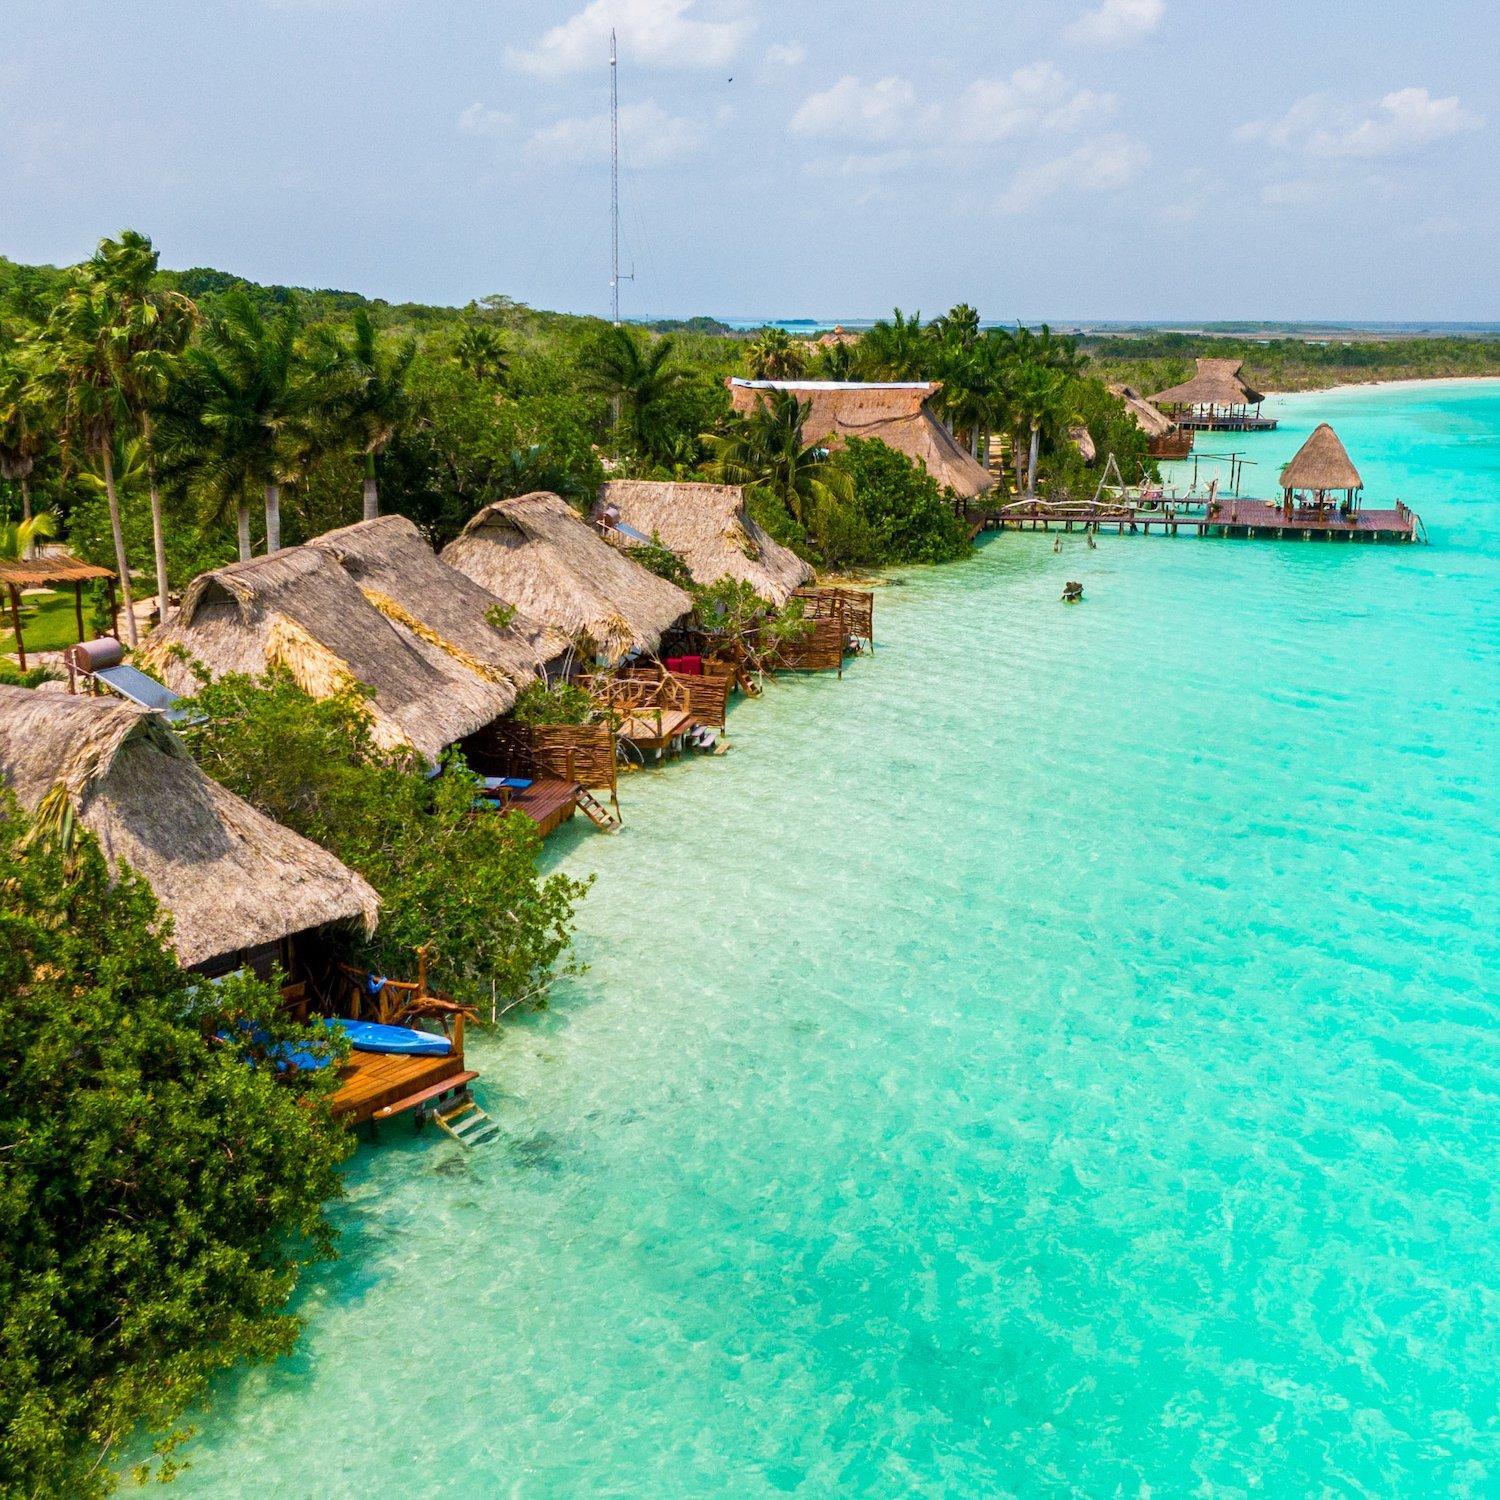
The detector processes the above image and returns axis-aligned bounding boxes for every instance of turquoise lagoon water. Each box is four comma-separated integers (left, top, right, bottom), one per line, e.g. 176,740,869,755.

171,383,1498,1496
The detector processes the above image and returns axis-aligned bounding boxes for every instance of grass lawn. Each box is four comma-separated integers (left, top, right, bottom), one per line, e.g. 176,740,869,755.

2,590,84,661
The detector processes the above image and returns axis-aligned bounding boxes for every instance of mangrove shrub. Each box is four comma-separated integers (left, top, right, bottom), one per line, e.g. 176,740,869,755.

0,795,350,1497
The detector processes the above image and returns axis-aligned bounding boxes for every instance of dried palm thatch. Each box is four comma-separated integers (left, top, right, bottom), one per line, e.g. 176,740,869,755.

143,543,515,764
727,378,995,499
1108,384,1177,439
0,684,377,969
1149,359,1265,409
1280,423,1363,494
309,516,568,688
594,480,813,605
442,492,691,664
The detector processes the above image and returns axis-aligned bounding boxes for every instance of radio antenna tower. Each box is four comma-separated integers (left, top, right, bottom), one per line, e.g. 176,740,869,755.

609,30,632,325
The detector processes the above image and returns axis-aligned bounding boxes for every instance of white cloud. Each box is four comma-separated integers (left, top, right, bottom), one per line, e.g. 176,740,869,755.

508,0,752,77
1065,0,1164,47
457,103,513,137
527,99,704,166
948,64,1113,143
765,40,806,68
790,75,916,142
997,133,1149,212
803,149,916,180
790,63,1108,146
1239,87,1482,159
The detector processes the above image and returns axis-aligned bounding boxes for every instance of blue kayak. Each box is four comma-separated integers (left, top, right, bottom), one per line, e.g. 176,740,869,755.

329,1017,453,1057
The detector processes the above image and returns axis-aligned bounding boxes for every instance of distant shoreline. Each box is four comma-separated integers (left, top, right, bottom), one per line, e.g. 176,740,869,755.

1266,374,1500,399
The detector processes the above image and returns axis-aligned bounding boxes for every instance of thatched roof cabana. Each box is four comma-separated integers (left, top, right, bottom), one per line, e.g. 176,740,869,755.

727,378,994,499
1108,384,1176,440
308,516,568,687
594,481,813,604
1280,424,1363,501
1149,359,1265,410
0,685,377,970
441,492,690,663
143,543,517,764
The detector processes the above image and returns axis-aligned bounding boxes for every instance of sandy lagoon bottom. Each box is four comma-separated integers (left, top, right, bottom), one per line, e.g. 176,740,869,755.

165,383,1499,1496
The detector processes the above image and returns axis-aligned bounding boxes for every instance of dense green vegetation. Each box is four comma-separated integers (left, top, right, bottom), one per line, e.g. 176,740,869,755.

179,670,590,1009
0,794,351,1497
1079,330,1500,396
1,235,1166,614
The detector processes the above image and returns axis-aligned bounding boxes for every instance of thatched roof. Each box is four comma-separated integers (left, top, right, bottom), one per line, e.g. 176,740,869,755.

0,685,377,969
1108,384,1176,439
1149,359,1264,409
143,542,517,764
308,516,568,686
593,481,813,605
727,378,995,500
1280,423,1363,493
1069,425,1097,463
442,492,690,663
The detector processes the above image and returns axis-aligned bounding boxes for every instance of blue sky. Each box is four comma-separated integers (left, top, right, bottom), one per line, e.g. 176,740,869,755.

2,1,1495,320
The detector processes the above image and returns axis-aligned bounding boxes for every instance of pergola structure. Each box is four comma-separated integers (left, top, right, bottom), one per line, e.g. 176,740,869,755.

0,554,116,671
1279,423,1364,516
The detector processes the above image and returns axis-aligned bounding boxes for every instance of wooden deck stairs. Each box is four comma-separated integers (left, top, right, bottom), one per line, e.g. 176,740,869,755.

575,785,621,832
432,1093,501,1147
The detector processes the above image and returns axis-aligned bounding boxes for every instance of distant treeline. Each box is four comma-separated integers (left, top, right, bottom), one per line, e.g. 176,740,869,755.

1079,330,1500,394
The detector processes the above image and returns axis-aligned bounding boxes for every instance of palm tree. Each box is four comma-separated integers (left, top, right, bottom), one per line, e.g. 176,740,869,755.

1006,363,1072,497
183,292,307,558
454,324,508,385
0,344,48,549
814,341,856,381
857,308,930,380
746,327,807,381
931,303,982,351
0,510,57,563
582,325,687,459
42,276,140,644
316,309,415,520
702,389,853,531
89,231,198,623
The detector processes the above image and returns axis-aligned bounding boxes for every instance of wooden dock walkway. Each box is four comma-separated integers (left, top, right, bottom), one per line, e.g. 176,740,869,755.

966,497,1423,544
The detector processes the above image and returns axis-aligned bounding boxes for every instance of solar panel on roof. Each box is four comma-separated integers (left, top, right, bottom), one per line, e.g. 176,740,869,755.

93,664,200,725
612,521,653,545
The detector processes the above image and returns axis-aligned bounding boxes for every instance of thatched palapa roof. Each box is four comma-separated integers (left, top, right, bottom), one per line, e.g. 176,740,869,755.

594,480,813,605
1108,384,1176,439
308,516,568,685
1149,359,1265,409
442,492,690,662
143,538,521,764
1280,424,1363,493
0,685,377,968
727,378,994,500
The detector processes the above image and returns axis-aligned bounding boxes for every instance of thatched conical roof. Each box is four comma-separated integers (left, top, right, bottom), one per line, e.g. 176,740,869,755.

1108,384,1176,439
593,481,813,605
308,515,568,687
442,492,690,663
0,685,377,969
1148,358,1265,408
143,542,516,764
728,378,994,499
1280,423,1363,493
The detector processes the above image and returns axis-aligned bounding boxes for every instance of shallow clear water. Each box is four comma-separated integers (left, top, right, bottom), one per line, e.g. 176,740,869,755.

169,383,1499,1497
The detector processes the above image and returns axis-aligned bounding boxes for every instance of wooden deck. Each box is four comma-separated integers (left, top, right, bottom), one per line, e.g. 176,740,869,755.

1203,500,1418,540
968,497,1421,543
497,778,581,837
1179,414,1278,432
331,1047,474,1125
